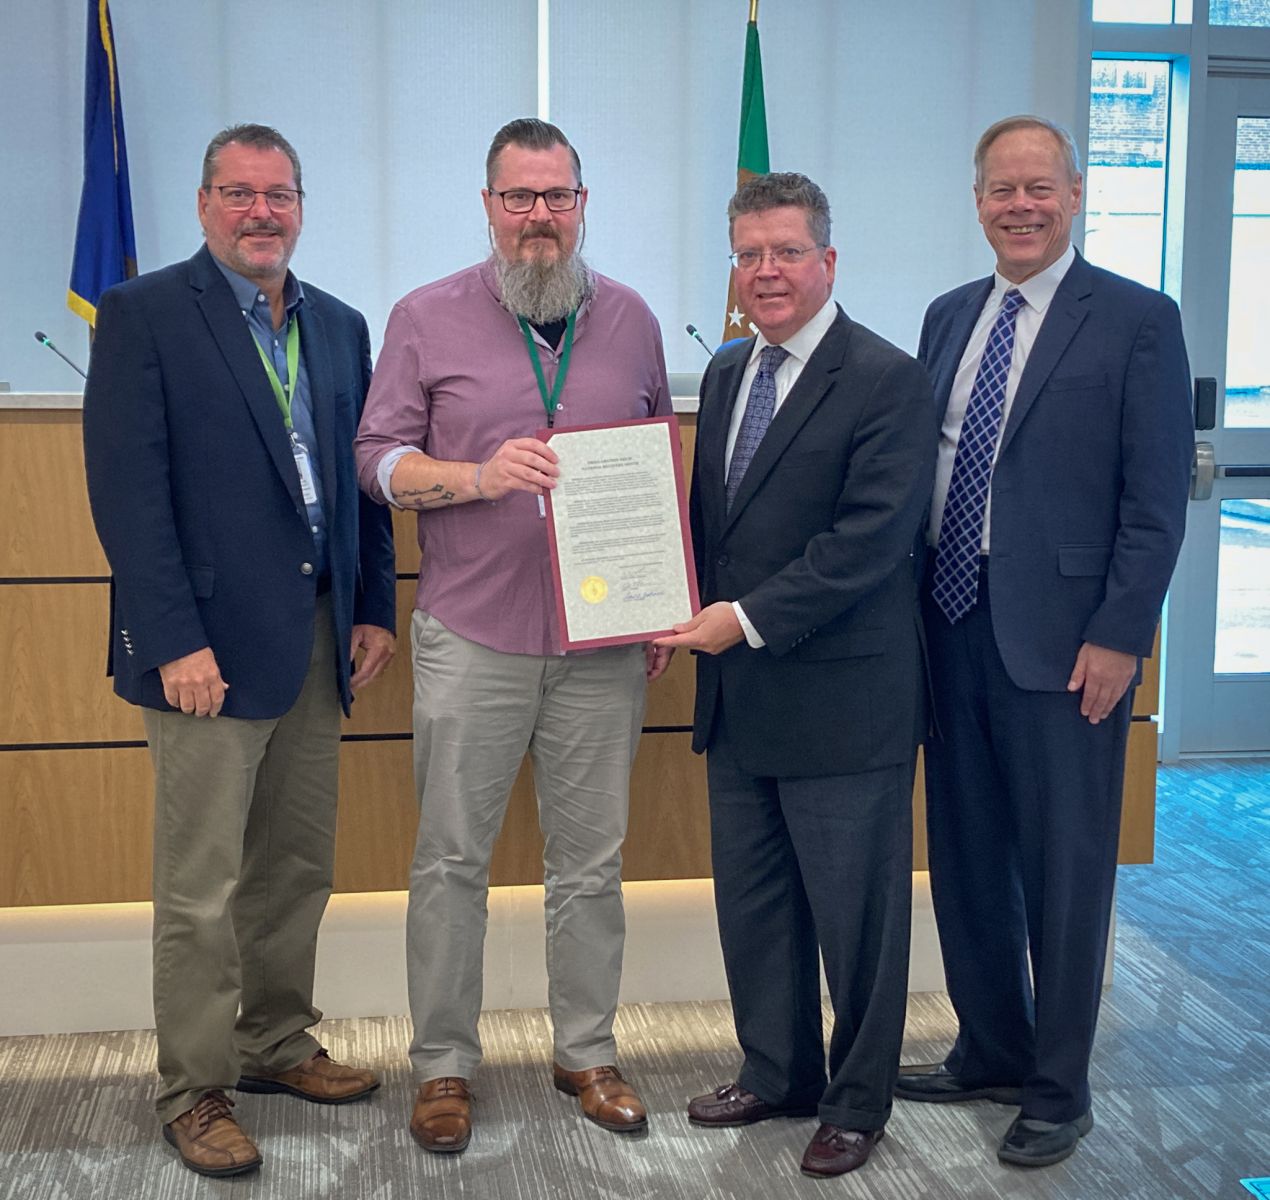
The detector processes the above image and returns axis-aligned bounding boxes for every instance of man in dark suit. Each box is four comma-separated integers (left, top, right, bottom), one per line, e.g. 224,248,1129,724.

656,172,935,1179
894,115,1193,1168
82,124,397,1178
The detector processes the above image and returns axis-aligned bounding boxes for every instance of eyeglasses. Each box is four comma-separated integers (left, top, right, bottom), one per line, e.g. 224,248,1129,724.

729,245,825,271
210,185,304,213
489,187,583,214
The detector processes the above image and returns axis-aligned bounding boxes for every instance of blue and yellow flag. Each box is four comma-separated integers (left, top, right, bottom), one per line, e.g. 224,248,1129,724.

68,0,137,326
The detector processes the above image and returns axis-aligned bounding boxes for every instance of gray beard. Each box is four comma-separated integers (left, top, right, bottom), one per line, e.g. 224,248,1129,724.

493,250,592,324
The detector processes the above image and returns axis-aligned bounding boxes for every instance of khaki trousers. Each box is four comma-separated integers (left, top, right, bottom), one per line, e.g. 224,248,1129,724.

406,612,646,1082
143,596,341,1123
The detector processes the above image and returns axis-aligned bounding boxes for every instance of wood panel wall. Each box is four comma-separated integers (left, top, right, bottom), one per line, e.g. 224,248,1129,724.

0,407,1158,907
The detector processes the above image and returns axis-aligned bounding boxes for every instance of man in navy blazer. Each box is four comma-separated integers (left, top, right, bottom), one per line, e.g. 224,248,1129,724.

83,124,396,1178
895,116,1193,1167
658,173,934,1179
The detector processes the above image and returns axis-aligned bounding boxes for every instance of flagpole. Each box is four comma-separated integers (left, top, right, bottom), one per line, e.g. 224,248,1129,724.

749,0,758,22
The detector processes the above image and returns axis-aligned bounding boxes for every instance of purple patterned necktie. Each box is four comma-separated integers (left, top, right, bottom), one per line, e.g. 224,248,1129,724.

932,288,1026,623
726,344,789,510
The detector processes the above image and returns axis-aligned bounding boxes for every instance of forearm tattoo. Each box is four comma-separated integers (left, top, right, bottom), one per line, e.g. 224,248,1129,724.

397,483,457,510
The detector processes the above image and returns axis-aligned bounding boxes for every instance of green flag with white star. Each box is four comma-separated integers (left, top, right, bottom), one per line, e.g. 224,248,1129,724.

723,2,770,343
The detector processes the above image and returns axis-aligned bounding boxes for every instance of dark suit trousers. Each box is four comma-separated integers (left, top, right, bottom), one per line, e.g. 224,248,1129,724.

706,711,913,1131
923,568,1131,1124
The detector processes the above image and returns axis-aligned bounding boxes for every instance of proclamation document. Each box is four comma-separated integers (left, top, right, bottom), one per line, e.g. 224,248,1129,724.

541,415,699,650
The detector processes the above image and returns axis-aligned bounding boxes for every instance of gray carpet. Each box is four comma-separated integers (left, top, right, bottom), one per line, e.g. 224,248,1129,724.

1,759,1267,1199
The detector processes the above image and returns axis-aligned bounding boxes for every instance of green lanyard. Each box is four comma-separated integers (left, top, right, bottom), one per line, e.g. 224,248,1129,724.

254,316,301,430
517,310,576,428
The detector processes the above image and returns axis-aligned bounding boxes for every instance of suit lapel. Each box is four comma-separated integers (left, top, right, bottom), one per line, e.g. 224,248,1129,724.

701,345,749,537
997,253,1093,458
189,247,304,509
934,279,993,421
723,312,849,533
298,297,338,512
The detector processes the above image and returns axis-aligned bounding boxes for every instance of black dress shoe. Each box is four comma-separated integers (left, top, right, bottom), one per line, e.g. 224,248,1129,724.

997,1110,1093,1167
894,1064,1022,1105
687,1082,818,1127
799,1125,884,1177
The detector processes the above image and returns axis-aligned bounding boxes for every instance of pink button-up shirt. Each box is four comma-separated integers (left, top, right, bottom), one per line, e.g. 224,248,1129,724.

355,260,671,656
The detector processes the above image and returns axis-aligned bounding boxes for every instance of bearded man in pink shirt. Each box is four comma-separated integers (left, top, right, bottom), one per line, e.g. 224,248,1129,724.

355,117,672,1154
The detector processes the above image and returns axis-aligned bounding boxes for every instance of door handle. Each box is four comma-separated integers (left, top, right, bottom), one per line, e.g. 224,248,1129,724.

1191,441,1215,501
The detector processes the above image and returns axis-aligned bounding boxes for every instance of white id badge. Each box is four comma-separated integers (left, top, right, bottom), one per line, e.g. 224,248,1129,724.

291,434,318,504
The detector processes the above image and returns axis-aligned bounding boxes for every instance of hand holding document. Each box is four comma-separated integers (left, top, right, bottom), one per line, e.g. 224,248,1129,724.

541,416,699,650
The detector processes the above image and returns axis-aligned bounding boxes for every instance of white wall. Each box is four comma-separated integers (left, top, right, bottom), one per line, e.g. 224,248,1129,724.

1,0,1084,393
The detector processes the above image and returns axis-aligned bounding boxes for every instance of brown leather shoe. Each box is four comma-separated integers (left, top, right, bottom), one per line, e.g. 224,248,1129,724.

688,1082,818,1127
799,1124,884,1177
553,1064,648,1133
163,1090,262,1178
410,1077,471,1153
237,1048,379,1104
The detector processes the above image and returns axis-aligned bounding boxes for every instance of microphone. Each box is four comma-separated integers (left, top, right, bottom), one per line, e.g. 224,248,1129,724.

34,331,88,380
685,323,714,358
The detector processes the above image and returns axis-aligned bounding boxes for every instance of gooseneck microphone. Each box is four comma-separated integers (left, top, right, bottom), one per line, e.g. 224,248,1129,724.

685,324,714,359
34,331,89,380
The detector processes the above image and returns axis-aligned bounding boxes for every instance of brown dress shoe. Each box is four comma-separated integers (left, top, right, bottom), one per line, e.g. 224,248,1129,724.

799,1124,884,1177
688,1082,818,1127
163,1090,262,1178
553,1064,648,1133
410,1077,471,1153
237,1048,379,1104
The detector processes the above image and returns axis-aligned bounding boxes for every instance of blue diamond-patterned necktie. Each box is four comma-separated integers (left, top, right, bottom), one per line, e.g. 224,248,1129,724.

932,288,1026,623
726,344,789,510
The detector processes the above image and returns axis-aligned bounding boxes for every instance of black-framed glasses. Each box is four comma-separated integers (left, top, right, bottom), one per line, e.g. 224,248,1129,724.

729,244,825,271
489,187,582,214
209,185,304,213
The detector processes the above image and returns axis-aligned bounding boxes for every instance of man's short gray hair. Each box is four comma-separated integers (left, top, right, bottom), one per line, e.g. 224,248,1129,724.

485,118,582,188
727,172,831,247
202,123,302,192
973,115,1081,191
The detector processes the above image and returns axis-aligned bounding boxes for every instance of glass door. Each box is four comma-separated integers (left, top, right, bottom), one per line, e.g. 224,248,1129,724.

1169,73,1270,755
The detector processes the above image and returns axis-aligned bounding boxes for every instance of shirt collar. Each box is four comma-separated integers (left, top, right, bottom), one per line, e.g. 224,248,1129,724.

752,295,838,366
212,254,304,318
992,243,1075,317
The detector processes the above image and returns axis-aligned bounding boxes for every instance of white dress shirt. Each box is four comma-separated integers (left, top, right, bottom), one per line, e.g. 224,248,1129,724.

725,297,838,648
929,243,1076,550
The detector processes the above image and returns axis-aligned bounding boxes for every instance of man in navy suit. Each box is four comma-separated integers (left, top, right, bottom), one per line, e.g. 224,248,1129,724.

894,115,1193,1167
83,124,396,1178
658,173,934,1179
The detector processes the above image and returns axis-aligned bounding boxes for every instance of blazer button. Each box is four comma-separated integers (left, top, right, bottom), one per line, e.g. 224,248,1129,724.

300,562,314,575
717,554,729,567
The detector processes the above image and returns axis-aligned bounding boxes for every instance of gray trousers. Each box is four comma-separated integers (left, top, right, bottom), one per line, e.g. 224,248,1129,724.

143,596,340,1123
406,611,646,1082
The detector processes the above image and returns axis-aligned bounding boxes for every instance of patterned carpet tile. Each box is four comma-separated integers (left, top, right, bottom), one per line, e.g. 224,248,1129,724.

1,759,1268,1199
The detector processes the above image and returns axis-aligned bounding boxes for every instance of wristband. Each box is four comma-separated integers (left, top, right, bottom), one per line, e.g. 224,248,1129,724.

473,460,492,502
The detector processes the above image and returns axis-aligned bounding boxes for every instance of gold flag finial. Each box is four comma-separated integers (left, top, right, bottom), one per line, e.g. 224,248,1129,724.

749,0,759,22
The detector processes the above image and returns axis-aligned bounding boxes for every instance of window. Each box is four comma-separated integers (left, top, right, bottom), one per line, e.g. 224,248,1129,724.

1093,0,1177,22
1224,117,1270,427
1211,0,1270,26
1215,500,1270,673
1084,59,1172,289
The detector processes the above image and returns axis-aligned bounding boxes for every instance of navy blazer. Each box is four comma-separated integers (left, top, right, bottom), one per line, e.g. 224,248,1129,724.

919,251,1193,691
690,308,936,779
83,245,396,718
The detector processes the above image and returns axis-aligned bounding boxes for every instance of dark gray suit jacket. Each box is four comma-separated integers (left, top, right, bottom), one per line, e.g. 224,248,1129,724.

689,307,936,778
